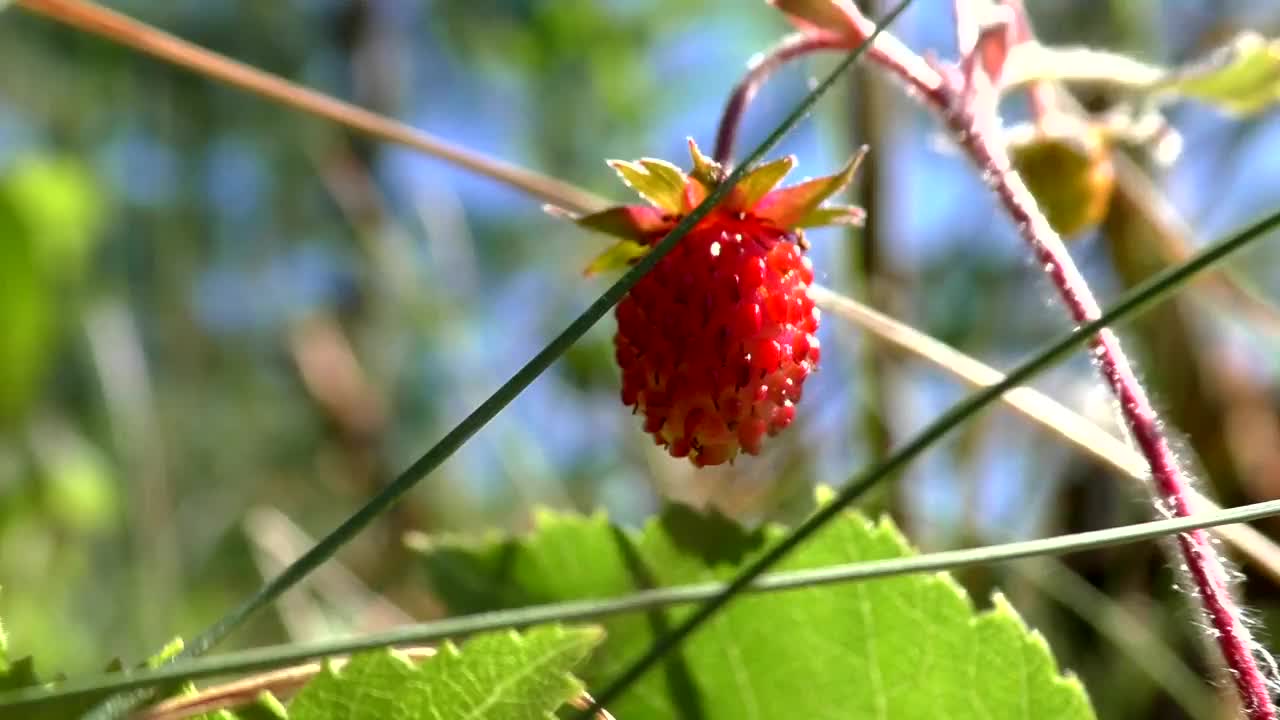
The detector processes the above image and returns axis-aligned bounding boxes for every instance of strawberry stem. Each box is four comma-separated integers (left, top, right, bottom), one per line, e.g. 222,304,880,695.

818,1,1277,716
713,33,845,167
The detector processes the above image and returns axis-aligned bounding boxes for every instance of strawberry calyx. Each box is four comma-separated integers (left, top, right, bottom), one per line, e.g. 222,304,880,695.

564,138,866,276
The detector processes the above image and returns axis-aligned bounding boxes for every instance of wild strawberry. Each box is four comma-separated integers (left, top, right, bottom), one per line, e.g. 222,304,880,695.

562,139,865,466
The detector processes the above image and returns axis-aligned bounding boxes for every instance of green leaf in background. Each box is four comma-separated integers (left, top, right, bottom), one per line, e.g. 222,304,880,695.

0,155,104,426
0,204,55,426
1157,31,1280,114
286,626,602,720
29,424,119,534
2,155,104,278
413,500,1095,719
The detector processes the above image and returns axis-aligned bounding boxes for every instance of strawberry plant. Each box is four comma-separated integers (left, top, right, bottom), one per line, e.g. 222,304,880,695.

3,1,1280,719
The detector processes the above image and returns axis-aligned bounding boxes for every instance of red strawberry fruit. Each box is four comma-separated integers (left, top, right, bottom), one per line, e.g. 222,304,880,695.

564,140,866,466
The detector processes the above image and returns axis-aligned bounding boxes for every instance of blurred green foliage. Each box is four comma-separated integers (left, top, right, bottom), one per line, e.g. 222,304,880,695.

0,154,118,673
0,156,102,423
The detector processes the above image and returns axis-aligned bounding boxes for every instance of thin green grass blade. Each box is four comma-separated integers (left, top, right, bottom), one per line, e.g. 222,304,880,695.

5,497,1279,714
580,203,1280,714
78,4,908,720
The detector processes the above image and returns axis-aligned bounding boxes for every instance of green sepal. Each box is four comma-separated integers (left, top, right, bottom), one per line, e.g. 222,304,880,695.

753,146,867,228
728,155,796,212
639,158,687,197
796,204,866,228
574,205,671,242
583,239,651,277
607,158,687,214
683,138,722,211
685,138,723,186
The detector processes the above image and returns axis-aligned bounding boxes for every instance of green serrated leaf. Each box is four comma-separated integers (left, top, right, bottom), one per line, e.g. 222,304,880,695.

286,626,601,720
607,159,687,214
414,501,1094,720
730,155,796,212
1158,31,1280,114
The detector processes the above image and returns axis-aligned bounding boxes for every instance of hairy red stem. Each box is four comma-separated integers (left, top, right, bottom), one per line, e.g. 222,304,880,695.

887,21,1275,720
956,106,1274,718
752,1,1276,716
713,33,846,167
